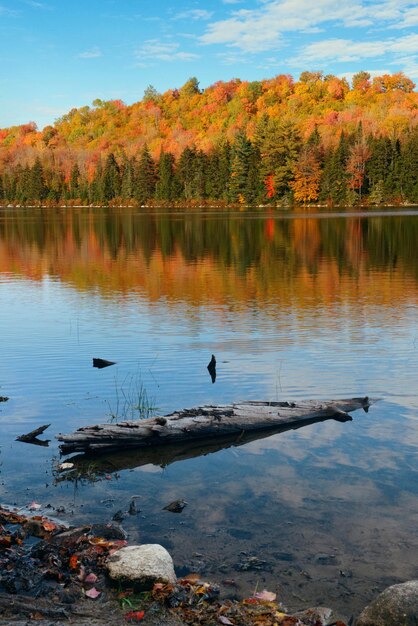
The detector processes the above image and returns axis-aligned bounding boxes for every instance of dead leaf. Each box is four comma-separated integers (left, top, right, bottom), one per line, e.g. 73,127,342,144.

69,555,79,569
28,502,42,511
85,572,98,584
180,573,201,583
124,610,145,622
254,589,277,602
29,612,44,620
42,520,56,532
218,617,234,625
85,587,101,599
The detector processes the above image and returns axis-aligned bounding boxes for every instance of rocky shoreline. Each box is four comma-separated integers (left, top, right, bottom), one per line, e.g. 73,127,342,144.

1,505,417,626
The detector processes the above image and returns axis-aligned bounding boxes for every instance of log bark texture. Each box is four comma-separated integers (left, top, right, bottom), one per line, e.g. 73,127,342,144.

57,397,375,455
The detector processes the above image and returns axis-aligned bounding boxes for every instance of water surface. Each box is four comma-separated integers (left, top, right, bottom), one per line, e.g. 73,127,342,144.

1,206,418,619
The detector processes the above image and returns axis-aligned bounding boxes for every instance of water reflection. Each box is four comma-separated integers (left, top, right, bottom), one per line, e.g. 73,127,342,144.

1,207,418,619
1,207,418,308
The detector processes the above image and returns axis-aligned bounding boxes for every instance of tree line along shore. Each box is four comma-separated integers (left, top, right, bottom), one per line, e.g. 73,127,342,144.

1,70,417,207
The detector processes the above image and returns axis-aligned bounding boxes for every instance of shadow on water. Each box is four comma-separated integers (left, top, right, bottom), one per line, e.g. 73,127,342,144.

56,410,359,482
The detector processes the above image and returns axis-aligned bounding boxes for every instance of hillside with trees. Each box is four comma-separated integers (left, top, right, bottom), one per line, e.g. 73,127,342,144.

0,70,417,206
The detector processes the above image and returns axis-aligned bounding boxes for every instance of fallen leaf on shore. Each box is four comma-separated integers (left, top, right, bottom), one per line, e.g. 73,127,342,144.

69,555,79,569
29,612,44,620
85,572,98,584
254,589,277,602
85,587,101,599
180,573,201,583
42,520,56,532
218,616,234,625
124,610,145,622
28,502,42,511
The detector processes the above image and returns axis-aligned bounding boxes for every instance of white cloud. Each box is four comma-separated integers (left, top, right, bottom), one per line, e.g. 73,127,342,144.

78,47,102,59
174,9,213,21
290,33,418,66
24,1,48,8
200,0,418,53
393,6,418,28
135,40,199,64
0,5,20,16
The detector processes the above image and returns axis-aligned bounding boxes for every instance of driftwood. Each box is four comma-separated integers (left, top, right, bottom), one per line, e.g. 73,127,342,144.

16,424,50,446
57,397,375,455
56,406,367,481
93,358,116,369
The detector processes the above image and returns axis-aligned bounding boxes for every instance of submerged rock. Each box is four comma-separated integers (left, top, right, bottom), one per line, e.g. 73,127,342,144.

293,606,333,623
357,580,418,626
106,544,176,587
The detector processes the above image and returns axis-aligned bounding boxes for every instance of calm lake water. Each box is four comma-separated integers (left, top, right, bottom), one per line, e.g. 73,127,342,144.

1,206,418,619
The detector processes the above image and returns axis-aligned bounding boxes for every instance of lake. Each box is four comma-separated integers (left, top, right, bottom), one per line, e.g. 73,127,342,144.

1,206,418,620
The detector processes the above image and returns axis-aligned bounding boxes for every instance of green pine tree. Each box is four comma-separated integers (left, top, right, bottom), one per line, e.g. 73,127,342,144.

102,153,121,202
135,146,157,204
155,151,179,202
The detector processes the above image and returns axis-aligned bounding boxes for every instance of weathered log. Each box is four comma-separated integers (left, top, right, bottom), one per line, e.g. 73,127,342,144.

56,409,363,481
57,397,376,455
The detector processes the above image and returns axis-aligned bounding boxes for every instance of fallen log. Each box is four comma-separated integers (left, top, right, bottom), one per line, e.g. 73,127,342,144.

57,396,376,455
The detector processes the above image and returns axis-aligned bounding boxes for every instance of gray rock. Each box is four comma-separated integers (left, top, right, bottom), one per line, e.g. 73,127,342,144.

293,606,333,624
106,544,176,587
357,580,418,626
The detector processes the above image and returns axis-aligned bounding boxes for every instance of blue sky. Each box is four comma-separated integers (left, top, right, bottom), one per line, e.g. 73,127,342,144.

1,0,417,129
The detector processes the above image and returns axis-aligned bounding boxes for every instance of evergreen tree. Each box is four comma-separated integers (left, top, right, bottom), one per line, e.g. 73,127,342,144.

90,159,104,204
69,163,81,199
366,135,392,200
102,153,121,201
400,128,418,202
135,146,157,204
121,156,135,201
177,146,207,200
228,132,262,205
384,139,402,200
255,118,300,201
229,131,253,204
16,165,31,204
155,151,178,202
245,144,263,205
205,142,231,201
319,133,349,204
29,157,46,202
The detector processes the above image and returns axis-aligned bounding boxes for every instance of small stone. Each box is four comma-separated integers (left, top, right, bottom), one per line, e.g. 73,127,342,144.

293,607,333,623
357,580,418,626
106,544,176,587
163,499,187,513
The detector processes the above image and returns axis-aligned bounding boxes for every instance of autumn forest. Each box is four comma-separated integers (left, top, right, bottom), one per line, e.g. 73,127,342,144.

1,70,417,206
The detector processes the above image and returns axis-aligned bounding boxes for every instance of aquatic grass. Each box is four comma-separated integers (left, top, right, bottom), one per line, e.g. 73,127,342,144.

107,372,158,422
